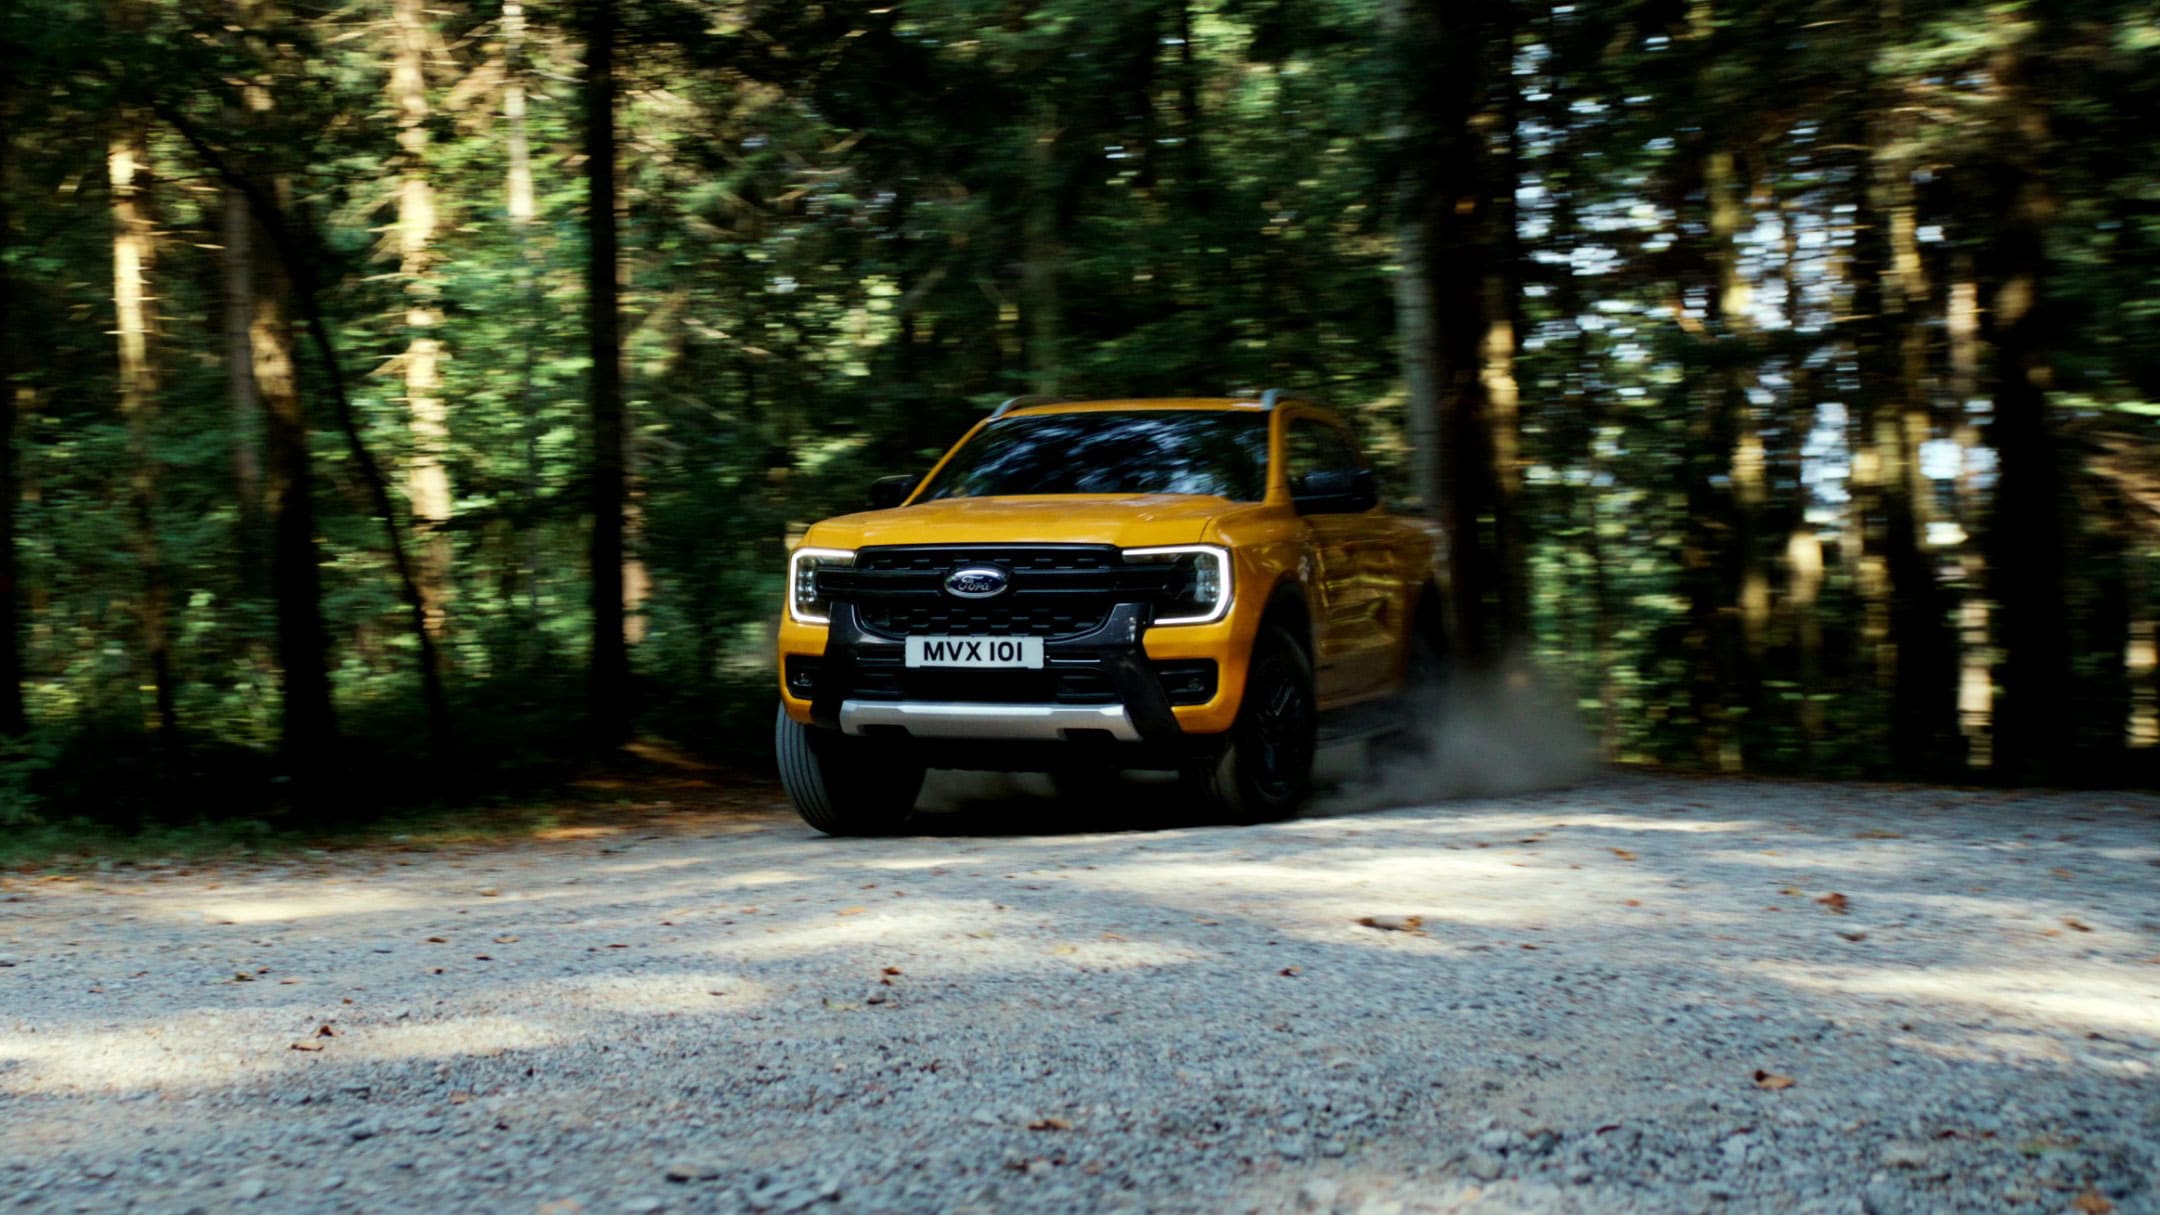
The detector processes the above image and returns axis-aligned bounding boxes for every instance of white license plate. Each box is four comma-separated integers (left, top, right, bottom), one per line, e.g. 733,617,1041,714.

904,635,1045,669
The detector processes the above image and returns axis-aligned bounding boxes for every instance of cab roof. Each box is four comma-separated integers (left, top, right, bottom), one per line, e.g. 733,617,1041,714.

991,393,1319,420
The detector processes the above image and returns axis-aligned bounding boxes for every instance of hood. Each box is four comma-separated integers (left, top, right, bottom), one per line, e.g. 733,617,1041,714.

803,495,1233,550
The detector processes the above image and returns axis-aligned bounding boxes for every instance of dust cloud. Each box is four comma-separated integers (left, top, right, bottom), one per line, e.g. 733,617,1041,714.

1318,659,1598,813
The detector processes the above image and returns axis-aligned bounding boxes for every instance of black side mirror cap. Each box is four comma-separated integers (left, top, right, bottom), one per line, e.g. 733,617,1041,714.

1292,468,1378,515
868,474,921,510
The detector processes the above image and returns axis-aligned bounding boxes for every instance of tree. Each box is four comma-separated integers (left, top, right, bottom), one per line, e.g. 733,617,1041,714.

583,0,630,741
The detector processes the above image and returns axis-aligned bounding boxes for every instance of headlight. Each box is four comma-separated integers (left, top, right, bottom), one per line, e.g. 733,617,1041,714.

1124,545,1232,626
788,547,855,625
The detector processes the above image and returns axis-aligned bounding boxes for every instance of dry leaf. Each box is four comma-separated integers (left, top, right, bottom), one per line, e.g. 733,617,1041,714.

1753,1070,1795,1090
1838,930,1868,942
2072,1192,2114,1214
231,972,254,983
493,935,518,945
314,1024,336,1038
1854,829,1904,840
2050,868,2074,879
1623,899,1642,907
1280,966,1302,977
1611,849,1638,861
1816,892,1849,914
882,966,903,976
426,936,448,944
837,906,867,916
1028,1117,1072,1132
1050,944,1077,956
289,1040,325,1052
2064,918,2093,932
1357,915,1424,933
448,1092,471,1105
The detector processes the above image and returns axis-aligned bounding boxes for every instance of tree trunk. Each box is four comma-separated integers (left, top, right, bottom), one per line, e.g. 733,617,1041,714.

1022,97,1062,395
0,53,25,737
582,0,631,740
392,0,453,650
1396,0,1515,665
255,237,338,782
1947,255,1992,768
107,110,179,750
504,0,543,636
1985,45,2069,785
223,183,261,569
1852,2,1960,777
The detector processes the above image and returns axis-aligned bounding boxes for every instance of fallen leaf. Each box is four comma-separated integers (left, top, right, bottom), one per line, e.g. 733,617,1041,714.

882,966,903,975
1623,899,1642,907
1050,944,1077,956
2063,918,2093,932
2050,868,2073,879
2072,1192,2114,1214
473,955,492,961
314,1024,336,1038
1357,915,1424,933
477,888,500,898
1520,943,1540,950
1753,1070,1795,1090
1854,829,1904,840
1816,892,1849,914
1611,849,1638,861
1838,930,1868,942
1028,1117,1072,1132
448,1092,471,1105
1279,966,1302,977
231,972,254,983
426,936,447,944
289,1040,325,1052
1779,887,1803,896
493,935,518,945
837,906,867,916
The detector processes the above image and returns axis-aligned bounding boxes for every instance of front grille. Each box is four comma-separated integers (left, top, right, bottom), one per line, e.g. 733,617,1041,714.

823,545,1179,641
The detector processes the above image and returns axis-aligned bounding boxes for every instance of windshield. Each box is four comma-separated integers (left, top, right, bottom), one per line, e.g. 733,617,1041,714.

916,410,1272,502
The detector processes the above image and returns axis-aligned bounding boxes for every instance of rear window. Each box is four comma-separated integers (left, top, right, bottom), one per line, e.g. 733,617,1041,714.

916,411,1271,502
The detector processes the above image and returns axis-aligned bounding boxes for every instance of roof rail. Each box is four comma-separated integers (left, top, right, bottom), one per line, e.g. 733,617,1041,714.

990,394,1071,419
1258,388,1312,410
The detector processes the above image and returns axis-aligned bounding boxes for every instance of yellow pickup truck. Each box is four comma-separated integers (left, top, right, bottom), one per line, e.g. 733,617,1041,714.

775,393,1446,834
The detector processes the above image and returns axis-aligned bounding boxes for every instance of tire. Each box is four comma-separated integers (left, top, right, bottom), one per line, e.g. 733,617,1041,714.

774,704,925,836
1190,625,1316,824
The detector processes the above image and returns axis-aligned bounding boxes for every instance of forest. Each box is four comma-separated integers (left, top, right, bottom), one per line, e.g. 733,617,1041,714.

0,0,2156,826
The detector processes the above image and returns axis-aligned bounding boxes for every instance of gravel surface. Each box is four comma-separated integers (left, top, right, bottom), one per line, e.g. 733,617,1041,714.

4,774,2159,1215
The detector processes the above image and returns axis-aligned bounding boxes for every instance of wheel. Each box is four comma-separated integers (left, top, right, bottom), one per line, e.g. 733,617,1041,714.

1190,625,1316,824
774,704,925,836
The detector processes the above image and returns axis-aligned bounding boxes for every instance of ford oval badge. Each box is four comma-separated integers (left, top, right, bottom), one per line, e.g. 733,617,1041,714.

944,566,1010,599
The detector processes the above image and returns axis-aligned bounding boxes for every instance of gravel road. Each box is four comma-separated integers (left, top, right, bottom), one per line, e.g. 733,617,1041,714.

4,775,2158,1215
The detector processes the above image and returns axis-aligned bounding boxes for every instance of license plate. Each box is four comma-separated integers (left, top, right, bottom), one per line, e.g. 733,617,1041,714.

904,635,1045,669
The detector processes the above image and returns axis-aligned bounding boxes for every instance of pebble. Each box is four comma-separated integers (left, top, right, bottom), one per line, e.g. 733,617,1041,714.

5,776,2154,1215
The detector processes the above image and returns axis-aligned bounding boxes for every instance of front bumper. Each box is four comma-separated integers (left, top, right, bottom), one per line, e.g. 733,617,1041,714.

789,601,1191,744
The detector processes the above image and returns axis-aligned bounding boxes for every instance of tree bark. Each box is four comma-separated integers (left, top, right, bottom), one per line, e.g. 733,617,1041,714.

504,0,544,637
107,109,179,750
254,232,338,782
392,0,453,650
0,47,25,738
582,0,631,741
1985,42,2070,785
1022,97,1062,395
1396,0,1517,665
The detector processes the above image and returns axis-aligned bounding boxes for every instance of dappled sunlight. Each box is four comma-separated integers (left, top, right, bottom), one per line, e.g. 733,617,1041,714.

1759,962,2160,1036
345,1016,562,1063
166,886,434,926
542,972,774,1017
1073,847,1717,937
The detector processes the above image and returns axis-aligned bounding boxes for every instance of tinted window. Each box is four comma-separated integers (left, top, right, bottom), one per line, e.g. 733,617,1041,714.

917,411,1272,502
1285,420,1364,494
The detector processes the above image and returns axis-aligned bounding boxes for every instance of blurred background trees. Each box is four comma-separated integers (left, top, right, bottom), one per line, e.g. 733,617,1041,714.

0,0,2155,822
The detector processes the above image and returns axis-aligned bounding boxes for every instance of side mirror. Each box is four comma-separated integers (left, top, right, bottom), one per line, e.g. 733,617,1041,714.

868,474,920,510
1292,468,1378,515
